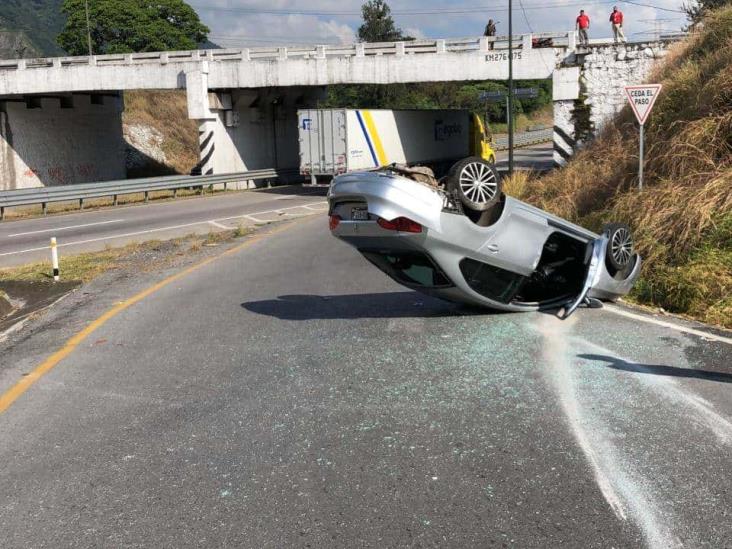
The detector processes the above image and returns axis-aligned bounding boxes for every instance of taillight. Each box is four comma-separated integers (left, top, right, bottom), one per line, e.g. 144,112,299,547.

329,214,341,231
377,217,422,233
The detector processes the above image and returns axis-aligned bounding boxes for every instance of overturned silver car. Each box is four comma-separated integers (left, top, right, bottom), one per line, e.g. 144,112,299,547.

327,157,641,319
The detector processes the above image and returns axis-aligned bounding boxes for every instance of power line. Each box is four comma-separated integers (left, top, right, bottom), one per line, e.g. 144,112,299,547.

189,0,685,16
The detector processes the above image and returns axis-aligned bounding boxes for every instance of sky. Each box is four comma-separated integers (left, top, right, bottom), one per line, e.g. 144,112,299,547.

189,0,690,48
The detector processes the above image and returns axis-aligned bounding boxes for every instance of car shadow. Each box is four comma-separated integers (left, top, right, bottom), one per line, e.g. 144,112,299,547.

241,292,493,320
578,353,732,384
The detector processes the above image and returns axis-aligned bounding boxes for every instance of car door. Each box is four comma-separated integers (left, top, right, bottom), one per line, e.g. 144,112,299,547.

556,234,607,319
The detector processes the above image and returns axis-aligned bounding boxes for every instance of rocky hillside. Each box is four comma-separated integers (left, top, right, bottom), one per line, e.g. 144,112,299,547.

123,91,200,177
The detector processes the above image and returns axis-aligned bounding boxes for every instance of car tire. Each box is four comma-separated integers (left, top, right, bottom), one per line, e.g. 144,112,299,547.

446,157,502,213
603,223,634,271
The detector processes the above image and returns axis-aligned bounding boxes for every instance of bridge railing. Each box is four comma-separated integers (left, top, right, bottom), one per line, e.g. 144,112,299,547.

0,32,574,71
0,169,302,220
0,31,686,72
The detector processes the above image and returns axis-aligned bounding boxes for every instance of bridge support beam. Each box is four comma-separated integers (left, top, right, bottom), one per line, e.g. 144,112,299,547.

0,94,126,190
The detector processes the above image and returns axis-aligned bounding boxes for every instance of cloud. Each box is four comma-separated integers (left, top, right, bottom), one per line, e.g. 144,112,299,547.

194,0,687,46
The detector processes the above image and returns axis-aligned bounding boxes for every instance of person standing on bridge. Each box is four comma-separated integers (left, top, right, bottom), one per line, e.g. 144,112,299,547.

484,18,497,49
609,6,627,43
576,10,590,47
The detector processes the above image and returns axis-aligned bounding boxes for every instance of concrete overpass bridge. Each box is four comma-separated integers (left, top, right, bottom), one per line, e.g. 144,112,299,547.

0,31,680,189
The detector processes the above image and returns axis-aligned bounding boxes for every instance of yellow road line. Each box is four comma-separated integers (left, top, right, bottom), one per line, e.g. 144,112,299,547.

0,221,301,415
361,110,389,166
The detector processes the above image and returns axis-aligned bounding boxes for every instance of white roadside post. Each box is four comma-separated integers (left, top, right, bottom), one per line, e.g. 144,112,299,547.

624,84,662,191
50,237,60,281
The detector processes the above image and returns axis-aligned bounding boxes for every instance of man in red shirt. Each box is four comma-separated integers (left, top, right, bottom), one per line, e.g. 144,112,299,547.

610,6,627,43
576,10,590,47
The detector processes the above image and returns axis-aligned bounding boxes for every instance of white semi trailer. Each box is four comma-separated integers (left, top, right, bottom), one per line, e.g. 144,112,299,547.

298,109,495,185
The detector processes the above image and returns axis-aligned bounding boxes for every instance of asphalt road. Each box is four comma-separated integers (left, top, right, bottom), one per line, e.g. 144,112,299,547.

496,142,554,172
0,185,328,267
1,216,730,548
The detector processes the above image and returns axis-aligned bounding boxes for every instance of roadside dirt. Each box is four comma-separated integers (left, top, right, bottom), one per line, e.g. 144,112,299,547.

0,280,80,333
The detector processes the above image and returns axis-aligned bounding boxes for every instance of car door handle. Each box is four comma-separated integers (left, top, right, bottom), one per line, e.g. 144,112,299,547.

486,244,499,253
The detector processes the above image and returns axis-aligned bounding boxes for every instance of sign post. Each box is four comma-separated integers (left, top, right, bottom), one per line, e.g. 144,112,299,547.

624,84,662,190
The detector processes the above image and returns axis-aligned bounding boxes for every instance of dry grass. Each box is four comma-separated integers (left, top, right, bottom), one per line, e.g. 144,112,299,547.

519,7,732,327
123,90,200,175
0,228,252,284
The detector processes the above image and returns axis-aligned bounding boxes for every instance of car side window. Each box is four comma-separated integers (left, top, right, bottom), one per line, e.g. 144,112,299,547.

361,251,452,288
459,258,525,303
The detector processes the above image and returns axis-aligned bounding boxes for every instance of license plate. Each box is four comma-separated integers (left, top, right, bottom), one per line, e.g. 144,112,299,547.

351,208,369,221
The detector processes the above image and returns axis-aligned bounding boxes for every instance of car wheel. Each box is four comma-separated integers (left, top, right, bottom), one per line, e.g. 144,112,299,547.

446,157,502,213
603,223,634,271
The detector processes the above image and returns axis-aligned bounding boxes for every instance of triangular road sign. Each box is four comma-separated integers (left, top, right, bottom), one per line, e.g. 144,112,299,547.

624,84,663,125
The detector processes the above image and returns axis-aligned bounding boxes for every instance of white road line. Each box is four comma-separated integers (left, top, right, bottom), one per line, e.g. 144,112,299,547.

605,305,732,346
208,220,230,230
7,219,124,238
215,201,326,223
0,201,327,258
244,215,267,223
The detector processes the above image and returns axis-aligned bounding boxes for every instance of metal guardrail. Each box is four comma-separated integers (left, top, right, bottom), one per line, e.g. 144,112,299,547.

0,168,301,220
493,129,553,150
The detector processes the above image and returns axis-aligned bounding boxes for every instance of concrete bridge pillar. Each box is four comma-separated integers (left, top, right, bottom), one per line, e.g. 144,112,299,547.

0,93,125,190
552,41,671,167
186,85,325,183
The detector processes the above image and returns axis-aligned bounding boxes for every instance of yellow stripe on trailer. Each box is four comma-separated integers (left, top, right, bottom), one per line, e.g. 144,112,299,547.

361,110,389,166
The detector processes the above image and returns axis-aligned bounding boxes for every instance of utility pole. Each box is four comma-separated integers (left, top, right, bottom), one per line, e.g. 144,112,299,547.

507,0,514,176
84,0,93,56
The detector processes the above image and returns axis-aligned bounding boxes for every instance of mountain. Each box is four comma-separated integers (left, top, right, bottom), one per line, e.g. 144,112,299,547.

0,0,66,58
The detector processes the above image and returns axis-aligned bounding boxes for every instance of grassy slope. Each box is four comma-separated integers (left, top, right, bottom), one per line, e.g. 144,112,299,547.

123,90,200,175
509,8,732,327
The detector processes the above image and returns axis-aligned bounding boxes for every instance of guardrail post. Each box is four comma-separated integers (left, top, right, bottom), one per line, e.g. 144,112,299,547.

436,40,446,54
144,191,149,203
224,182,228,191
199,185,204,196
355,43,365,57
42,202,47,216
160,52,169,65
479,37,490,53
113,194,118,206
0,207,4,221
173,188,178,199
522,34,533,50
395,42,406,56
88,56,97,66
241,48,250,61
79,198,84,211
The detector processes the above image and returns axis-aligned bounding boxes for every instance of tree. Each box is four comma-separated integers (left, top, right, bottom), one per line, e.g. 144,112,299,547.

358,0,407,42
57,0,209,55
683,0,731,23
